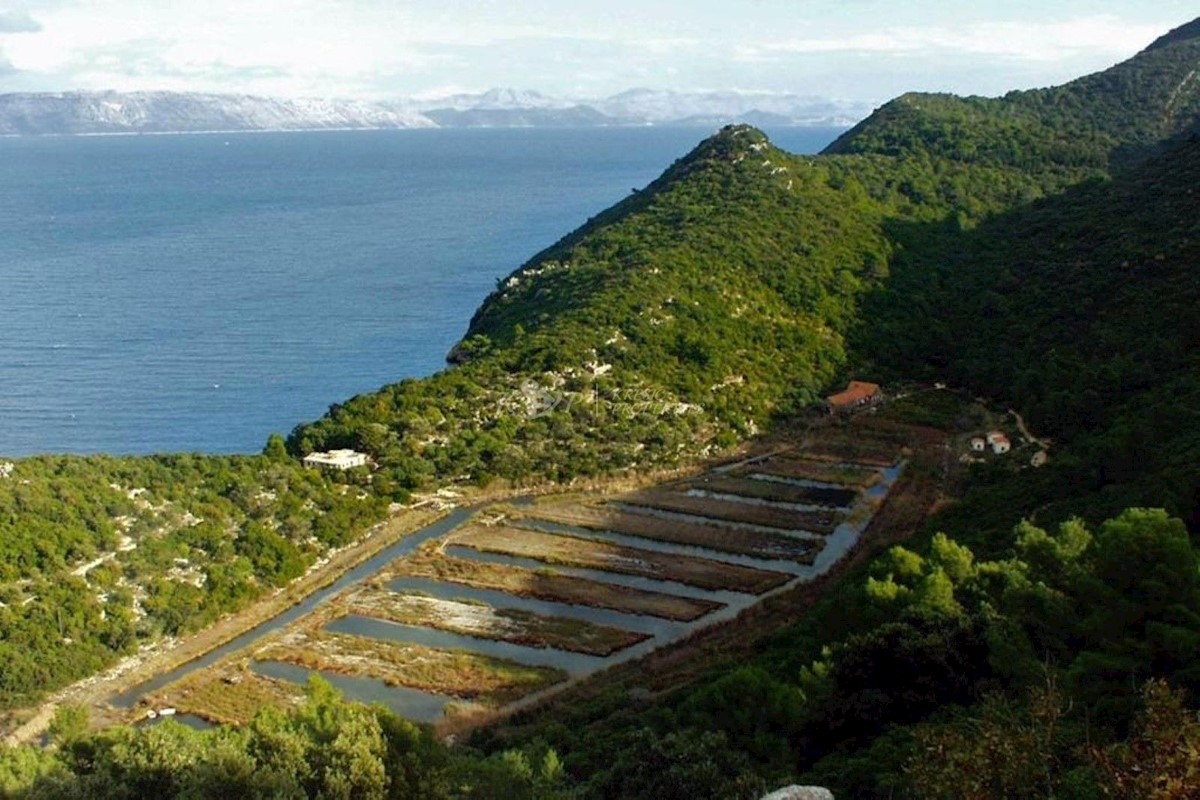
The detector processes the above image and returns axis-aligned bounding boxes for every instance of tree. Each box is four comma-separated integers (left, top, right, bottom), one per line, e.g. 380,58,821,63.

263,434,290,462
47,705,90,747
1090,680,1200,799
586,727,764,800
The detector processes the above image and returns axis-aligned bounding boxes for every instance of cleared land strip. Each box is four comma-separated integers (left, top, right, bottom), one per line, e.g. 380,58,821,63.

343,589,649,657
520,503,822,563
386,543,722,621
801,432,900,466
687,474,858,508
621,489,842,533
453,525,792,594
256,630,565,706
731,455,881,487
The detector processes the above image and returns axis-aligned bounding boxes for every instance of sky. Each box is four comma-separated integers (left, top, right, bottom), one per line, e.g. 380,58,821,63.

0,1,1194,102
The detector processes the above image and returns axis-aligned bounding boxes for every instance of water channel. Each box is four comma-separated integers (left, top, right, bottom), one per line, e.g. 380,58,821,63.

108,460,905,724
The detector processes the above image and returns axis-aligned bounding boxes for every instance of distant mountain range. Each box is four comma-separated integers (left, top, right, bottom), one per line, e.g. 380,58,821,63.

0,88,872,136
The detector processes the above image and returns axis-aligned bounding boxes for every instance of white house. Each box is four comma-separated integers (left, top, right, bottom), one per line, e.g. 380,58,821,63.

986,432,1011,455
303,449,369,470
969,437,986,452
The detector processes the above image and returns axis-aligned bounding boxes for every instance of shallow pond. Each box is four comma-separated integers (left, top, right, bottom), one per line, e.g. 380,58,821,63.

250,660,457,724
327,614,605,675
516,518,811,574
110,508,474,707
108,459,906,725
385,576,679,637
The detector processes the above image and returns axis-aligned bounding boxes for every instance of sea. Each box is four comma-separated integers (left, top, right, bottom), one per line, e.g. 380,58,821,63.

0,126,844,456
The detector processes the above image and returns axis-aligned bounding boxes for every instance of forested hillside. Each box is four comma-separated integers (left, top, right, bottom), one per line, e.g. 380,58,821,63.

291,19,1200,494
482,126,1200,798
825,21,1200,171
856,133,1200,531
0,451,386,710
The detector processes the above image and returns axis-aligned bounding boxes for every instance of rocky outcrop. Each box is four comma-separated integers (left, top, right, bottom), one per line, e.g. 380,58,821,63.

761,787,835,800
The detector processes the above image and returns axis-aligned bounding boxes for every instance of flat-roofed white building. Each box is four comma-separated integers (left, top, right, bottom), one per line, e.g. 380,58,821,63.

303,449,369,470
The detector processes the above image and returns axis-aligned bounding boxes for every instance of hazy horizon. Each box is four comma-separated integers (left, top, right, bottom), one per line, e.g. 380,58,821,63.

0,2,1194,106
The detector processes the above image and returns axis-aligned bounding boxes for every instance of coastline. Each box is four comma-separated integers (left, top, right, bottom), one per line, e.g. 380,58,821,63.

0,440,760,745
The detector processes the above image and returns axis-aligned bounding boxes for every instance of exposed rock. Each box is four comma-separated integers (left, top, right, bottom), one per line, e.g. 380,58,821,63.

761,787,835,800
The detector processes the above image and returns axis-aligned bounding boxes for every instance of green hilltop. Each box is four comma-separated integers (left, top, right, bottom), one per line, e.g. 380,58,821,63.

289,16,1200,518
825,18,1200,170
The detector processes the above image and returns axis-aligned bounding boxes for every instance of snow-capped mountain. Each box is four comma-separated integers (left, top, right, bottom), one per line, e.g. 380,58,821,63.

413,87,872,128
592,88,872,126
0,88,872,135
0,91,435,135
409,88,572,112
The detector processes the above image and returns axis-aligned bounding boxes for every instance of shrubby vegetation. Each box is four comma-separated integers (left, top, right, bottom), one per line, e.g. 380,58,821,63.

853,133,1200,532
289,19,1200,508
0,677,574,799
0,449,385,709
487,508,1200,798
2,15,1200,798
287,130,1064,490
458,24,1200,798
824,26,1200,170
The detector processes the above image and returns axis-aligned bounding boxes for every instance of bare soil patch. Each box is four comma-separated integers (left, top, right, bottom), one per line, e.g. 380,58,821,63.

386,543,723,621
688,474,858,508
453,525,791,594
343,589,648,657
521,503,821,563
620,489,842,533
257,630,565,706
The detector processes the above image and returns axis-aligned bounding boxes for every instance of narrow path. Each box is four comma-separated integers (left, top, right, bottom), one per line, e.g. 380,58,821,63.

1008,408,1051,450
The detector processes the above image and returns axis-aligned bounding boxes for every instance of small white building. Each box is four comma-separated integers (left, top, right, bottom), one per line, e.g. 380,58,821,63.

1031,450,1048,467
969,437,986,452
303,449,369,470
986,432,1011,455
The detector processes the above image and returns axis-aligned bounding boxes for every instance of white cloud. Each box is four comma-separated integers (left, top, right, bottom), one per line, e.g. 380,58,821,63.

0,10,41,33
736,15,1165,63
0,3,1186,99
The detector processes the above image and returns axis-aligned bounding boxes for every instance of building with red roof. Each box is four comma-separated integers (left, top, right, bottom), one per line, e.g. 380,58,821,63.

825,381,881,412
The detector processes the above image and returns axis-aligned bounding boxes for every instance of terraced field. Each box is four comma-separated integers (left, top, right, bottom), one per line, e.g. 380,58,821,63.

388,541,723,620
621,489,843,532
139,668,305,727
452,525,793,593
687,474,858,507
256,629,566,705
731,455,881,487
801,430,904,466
520,503,823,562
111,419,916,732
343,589,649,656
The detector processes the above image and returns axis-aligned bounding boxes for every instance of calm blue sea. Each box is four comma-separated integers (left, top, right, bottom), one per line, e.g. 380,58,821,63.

0,126,843,455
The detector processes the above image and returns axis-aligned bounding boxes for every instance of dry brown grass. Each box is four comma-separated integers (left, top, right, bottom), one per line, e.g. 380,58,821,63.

687,474,858,508
620,489,842,533
138,668,305,726
344,589,649,656
387,543,723,621
732,456,882,487
256,630,564,706
453,525,791,594
522,503,821,563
